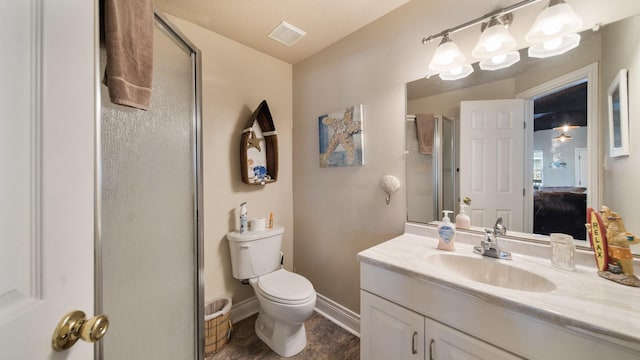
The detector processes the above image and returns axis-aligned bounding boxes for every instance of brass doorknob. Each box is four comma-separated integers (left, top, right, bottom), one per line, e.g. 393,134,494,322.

52,310,110,351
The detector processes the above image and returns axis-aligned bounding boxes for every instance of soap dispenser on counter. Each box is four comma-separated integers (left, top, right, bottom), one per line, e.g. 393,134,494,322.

456,202,471,229
437,210,456,251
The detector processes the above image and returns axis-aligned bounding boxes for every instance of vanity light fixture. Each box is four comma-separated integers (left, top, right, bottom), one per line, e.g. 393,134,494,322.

428,34,467,72
472,15,521,71
422,0,584,79
438,64,475,81
526,0,583,58
479,51,520,70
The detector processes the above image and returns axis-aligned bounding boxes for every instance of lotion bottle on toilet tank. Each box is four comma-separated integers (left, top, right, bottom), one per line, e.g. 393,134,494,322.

239,202,248,233
437,210,456,251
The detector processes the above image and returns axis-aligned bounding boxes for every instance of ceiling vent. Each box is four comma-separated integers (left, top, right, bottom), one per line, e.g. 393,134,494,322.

268,21,306,46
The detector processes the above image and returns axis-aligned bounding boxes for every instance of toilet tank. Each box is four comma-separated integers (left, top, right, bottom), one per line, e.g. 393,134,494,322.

226,225,284,280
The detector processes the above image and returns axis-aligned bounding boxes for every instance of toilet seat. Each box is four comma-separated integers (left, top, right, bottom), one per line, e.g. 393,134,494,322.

256,269,315,305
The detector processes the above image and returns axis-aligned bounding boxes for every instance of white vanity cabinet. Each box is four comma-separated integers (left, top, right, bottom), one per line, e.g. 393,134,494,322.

359,256,640,360
361,290,520,360
425,316,521,360
360,290,424,360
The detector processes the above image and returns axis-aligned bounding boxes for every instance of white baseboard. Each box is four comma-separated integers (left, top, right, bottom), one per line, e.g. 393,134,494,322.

230,296,259,324
229,293,360,337
314,293,360,337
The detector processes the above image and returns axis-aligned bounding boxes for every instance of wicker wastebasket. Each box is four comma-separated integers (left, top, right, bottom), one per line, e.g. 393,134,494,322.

204,298,232,356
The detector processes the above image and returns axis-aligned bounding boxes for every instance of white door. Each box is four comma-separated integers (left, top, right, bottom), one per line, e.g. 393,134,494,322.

0,1,96,358
575,148,588,187
460,100,526,231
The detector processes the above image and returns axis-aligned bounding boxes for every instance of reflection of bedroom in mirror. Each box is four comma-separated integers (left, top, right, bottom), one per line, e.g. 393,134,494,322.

531,81,588,240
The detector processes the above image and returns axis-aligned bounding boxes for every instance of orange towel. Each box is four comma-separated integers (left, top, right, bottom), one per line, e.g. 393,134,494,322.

104,0,154,110
415,114,435,155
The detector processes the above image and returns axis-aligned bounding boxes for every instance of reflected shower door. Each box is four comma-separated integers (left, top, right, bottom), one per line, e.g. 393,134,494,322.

99,15,201,360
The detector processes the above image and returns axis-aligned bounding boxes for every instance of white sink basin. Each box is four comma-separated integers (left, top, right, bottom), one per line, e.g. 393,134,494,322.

428,253,556,292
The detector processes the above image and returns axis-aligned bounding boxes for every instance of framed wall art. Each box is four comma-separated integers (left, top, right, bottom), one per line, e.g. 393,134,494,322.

607,69,630,157
318,104,364,167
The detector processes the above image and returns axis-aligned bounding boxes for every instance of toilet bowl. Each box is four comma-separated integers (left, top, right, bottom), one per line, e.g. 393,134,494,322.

227,226,317,357
250,269,316,357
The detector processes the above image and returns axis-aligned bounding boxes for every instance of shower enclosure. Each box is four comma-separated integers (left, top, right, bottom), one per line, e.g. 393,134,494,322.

97,13,203,359
406,115,456,223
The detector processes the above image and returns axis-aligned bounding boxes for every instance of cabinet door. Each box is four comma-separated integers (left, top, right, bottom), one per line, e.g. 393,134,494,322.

426,318,522,360
361,291,424,360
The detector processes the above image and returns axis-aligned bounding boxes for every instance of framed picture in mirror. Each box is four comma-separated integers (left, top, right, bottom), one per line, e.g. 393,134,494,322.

607,69,629,157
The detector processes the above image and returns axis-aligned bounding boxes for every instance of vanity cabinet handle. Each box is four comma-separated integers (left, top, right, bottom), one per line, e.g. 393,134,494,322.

429,339,435,360
411,331,418,355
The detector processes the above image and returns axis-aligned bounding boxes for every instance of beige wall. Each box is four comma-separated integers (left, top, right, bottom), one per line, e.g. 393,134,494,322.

291,0,496,313
168,16,294,305
601,15,640,236
407,78,516,119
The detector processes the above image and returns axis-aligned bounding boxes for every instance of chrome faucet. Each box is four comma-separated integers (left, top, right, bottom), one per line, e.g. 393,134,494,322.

473,217,512,260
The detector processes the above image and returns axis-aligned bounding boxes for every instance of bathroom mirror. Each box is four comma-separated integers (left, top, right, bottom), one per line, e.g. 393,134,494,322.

406,12,640,255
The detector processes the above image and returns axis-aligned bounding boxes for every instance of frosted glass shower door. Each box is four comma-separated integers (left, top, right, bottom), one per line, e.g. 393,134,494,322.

99,15,201,360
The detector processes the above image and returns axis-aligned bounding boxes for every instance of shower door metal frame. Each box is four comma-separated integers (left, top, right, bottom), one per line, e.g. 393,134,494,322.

433,116,456,218
94,8,204,359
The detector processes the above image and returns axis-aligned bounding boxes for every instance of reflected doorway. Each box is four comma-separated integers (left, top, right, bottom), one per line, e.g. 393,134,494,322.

518,63,599,242
531,81,588,240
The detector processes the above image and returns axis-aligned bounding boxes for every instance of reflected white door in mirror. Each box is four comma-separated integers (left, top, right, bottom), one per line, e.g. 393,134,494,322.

459,99,526,232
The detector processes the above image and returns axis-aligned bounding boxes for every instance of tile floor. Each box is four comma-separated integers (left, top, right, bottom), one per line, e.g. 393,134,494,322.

207,312,360,359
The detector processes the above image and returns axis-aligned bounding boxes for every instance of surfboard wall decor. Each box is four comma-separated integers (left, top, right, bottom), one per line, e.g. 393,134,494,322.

240,100,279,185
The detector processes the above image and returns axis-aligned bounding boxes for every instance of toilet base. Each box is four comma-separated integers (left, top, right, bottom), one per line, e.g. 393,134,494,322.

254,311,307,357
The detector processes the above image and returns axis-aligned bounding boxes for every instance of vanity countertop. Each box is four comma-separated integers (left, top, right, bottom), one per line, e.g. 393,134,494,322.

358,226,640,349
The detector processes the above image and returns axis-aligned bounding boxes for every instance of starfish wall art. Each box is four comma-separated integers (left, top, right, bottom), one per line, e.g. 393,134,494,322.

318,104,364,168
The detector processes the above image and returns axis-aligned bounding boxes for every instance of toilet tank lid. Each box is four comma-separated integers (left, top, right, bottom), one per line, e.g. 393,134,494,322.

226,225,284,242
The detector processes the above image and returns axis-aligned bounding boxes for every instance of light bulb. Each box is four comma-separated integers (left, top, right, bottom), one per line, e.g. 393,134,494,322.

491,53,508,64
542,19,563,36
472,18,517,60
450,66,463,75
484,36,502,52
439,50,456,66
544,37,563,50
429,36,466,72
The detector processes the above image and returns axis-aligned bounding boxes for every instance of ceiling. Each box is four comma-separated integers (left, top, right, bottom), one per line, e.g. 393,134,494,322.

534,82,587,131
154,0,412,64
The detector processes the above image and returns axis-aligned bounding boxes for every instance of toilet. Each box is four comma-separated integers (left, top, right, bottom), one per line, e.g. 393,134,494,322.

227,225,316,357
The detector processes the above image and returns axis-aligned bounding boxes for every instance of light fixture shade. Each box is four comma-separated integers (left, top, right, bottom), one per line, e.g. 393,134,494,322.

528,33,580,58
552,124,579,131
553,133,573,142
472,20,517,59
479,51,520,71
438,64,474,81
525,0,583,43
429,35,467,72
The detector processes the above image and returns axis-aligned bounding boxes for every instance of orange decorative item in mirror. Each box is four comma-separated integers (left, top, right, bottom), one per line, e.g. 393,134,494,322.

586,206,640,287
